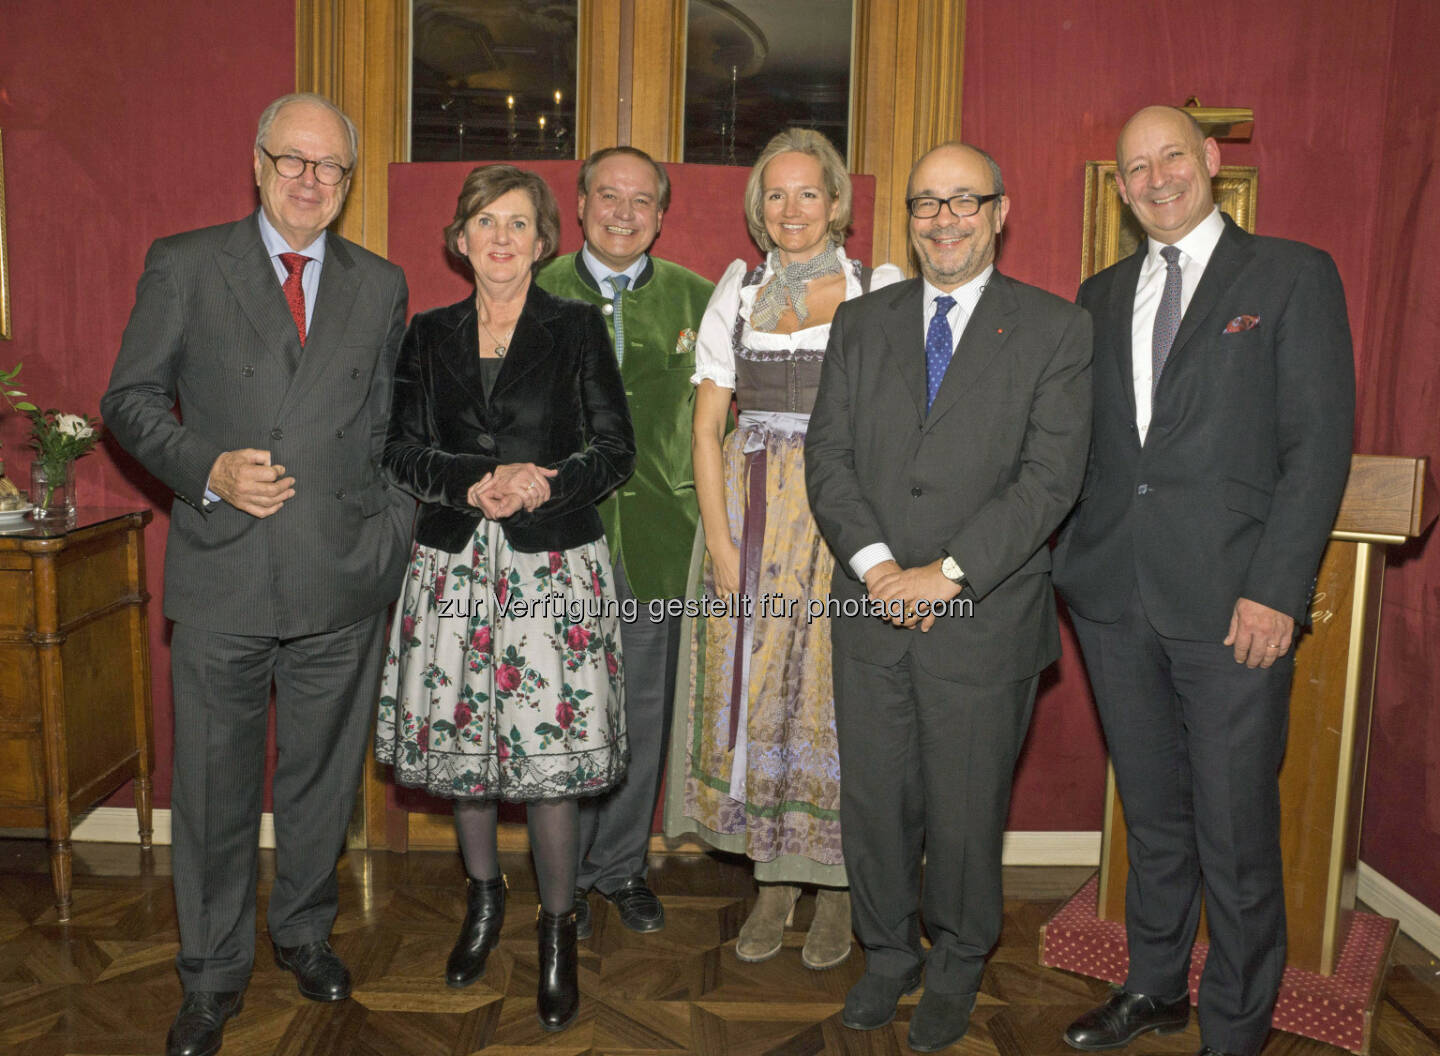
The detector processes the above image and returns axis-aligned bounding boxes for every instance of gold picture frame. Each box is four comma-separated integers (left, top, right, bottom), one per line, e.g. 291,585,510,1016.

1081,161,1258,282
0,129,9,340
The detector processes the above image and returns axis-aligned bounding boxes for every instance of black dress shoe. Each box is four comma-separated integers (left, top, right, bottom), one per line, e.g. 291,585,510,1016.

572,887,593,940
446,875,506,988
1064,987,1190,1050
841,965,924,1030
272,939,352,1002
165,990,243,1056
603,877,664,932
1198,1048,1242,1055
907,989,978,1052
537,908,580,1031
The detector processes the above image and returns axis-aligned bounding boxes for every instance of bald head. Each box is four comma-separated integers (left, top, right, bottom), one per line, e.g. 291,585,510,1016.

1116,106,1205,166
907,141,1004,200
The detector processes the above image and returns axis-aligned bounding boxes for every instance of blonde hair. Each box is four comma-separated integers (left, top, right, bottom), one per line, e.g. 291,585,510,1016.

743,128,852,252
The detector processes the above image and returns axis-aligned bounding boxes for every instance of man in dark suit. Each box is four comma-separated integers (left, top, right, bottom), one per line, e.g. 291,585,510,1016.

805,142,1092,1052
1053,106,1354,1056
102,92,409,1056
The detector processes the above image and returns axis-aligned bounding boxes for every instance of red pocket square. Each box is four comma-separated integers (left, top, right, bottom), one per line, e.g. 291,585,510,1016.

1224,314,1260,333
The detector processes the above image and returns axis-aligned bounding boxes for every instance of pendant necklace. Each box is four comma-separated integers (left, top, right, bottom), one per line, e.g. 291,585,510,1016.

478,316,516,357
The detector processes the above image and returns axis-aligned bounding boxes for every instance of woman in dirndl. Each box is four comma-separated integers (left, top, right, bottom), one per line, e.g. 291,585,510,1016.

375,164,635,1032
666,128,902,968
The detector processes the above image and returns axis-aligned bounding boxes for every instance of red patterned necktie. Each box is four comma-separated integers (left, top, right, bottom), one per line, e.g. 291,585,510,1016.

279,252,311,346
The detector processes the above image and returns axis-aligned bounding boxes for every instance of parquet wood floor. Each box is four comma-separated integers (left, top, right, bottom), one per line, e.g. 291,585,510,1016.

1,838,1436,1055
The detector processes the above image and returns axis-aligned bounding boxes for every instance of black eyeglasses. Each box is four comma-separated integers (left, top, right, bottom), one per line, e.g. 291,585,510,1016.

259,147,352,187
905,192,1002,219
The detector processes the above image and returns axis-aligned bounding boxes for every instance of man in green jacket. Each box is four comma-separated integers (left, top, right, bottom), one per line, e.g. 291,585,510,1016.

537,146,713,936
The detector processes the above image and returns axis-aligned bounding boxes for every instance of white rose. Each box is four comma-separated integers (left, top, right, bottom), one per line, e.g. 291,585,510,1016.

56,413,94,440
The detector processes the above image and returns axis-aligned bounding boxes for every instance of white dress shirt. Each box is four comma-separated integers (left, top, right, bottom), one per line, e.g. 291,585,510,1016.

581,243,648,300
1131,207,1224,443
849,265,993,581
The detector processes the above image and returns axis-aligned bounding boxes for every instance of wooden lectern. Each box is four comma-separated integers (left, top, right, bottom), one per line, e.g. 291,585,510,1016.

1096,454,1432,975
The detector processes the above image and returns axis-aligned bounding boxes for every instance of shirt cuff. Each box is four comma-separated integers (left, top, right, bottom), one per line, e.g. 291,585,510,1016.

850,543,894,582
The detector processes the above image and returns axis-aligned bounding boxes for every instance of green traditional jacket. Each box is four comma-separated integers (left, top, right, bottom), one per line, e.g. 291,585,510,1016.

536,251,713,601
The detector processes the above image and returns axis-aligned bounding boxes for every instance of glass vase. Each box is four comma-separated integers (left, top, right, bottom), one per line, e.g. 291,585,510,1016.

31,459,76,519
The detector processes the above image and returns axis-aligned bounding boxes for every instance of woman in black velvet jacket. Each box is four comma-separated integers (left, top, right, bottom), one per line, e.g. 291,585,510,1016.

375,165,635,1032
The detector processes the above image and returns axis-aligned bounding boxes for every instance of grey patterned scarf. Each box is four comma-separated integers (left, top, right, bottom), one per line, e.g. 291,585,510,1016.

750,242,842,332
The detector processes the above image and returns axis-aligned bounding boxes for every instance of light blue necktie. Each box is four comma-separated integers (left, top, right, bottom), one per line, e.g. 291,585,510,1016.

609,274,630,365
1152,245,1182,396
925,294,957,412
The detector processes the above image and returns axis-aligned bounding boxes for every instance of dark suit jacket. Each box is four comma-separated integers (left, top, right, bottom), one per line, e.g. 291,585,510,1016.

383,282,636,555
1053,214,1355,640
102,213,411,638
805,272,1093,685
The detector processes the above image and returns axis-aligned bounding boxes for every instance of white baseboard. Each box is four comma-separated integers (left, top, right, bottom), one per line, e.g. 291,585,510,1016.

18,812,1437,956
0,807,277,849
1357,862,1440,957
1001,830,1101,865
12,811,1101,864
14,810,1101,865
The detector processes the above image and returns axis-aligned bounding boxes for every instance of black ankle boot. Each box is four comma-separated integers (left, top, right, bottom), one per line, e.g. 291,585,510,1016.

536,908,579,1031
445,875,506,988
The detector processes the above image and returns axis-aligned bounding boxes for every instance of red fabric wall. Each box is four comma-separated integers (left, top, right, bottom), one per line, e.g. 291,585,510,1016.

1353,0,1440,916
0,0,297,809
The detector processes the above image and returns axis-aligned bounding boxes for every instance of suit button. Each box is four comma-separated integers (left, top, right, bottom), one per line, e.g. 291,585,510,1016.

602,303,615,316
1136,483,1149,495
335,428,345,439
270,427,283,441
241,365,255,377
911,487,922,497
335,488,347,500
350,368,362,379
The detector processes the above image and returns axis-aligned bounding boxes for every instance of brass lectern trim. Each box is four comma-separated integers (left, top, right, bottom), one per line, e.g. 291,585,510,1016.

1330,529,1409,545
1097,762,1119,911
1322,540,1374,969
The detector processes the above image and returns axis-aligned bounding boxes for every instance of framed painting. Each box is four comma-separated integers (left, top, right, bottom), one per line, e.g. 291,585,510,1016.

1,129,9,340
1080,160,1258,282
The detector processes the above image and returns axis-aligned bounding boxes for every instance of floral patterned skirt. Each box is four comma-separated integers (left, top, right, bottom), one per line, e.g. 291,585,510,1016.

375,519,627,801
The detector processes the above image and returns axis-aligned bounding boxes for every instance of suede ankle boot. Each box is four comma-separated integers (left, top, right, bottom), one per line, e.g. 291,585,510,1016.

536,908,579,1031
735,883,800,962
445,875,506,988
801,887,853,969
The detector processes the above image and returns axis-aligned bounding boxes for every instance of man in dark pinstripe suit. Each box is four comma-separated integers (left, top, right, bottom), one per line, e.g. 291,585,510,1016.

102,93,410,1056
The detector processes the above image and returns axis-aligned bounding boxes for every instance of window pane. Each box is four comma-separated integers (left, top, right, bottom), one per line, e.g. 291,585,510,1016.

684,0,853,166
411,0,578,162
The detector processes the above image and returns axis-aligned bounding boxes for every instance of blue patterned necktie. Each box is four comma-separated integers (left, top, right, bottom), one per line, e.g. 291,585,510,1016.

609,273,630,365
925,294,957,412
1151,245,1182,395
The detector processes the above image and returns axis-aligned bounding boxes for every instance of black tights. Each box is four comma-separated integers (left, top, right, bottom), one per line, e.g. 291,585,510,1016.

453,798,578,914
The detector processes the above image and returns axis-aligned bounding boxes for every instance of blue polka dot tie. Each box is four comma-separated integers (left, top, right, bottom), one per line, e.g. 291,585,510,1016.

1152,245,1182,396
925,294,957,413
609,273,630,365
